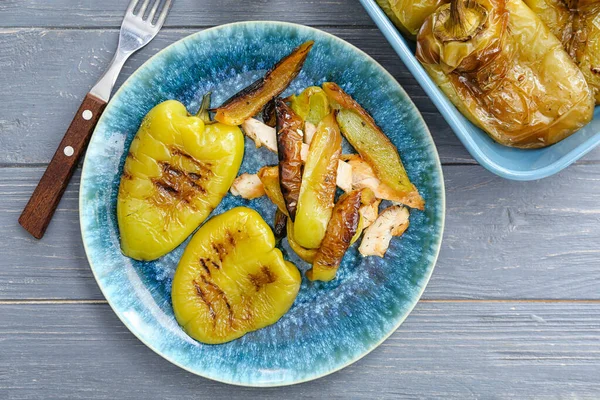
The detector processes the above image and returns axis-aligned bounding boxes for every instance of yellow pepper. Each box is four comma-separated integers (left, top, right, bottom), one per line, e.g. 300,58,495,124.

376,0,449,38
171,207,301,344
293,112,342,249
524,0,600,103
288,86,331,125
117,100,244,261
416,0,594,148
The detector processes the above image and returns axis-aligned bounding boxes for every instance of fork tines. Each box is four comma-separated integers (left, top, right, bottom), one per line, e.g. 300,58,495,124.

127,0,172,27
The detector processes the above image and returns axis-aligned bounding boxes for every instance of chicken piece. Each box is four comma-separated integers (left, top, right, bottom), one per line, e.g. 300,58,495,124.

241,118,277,152
336,160,353,192
300,143,310,163
304,121,317,144
359,205,409,257
359,198,381,229
345,154,422,206
230,173,265,199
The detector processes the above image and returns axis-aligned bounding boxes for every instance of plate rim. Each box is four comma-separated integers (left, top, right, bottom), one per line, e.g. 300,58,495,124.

79,20,446,387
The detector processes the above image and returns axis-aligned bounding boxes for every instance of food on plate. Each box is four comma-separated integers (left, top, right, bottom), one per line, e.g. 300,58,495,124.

416,0,594,148
262,98,277,127
257,166,288,216
375,0,449,37
524,0,600,103
241,118,277,152
273,209,288,242
214,41,314,126
117,100,244,261
323,82,424,209
115,38,427,345
286,219,318,263
287,86,331,125
307,189,363,281
359,196,381,229
293,112,342,249
275,98,304,219
336,160,353,192
171,207,301,344
230,173,265,199
359,205,410,257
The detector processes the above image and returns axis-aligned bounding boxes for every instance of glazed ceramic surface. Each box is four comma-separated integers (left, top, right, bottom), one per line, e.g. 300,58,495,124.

360,0,600,180
80,21,445,386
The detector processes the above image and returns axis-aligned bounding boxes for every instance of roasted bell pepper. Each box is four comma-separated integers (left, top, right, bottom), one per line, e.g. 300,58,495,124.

322,82,424,210
262,99,277,127
376,0,449,37
306,189,363,281
416,0,594,148
293,112,342,249
287,86,331,125
524,0,600,103
117,100,244,261
214,41,314,126
286,219,318,263
171,207,300,344
257,165,288,216
273,209,288,242
275,98,304,219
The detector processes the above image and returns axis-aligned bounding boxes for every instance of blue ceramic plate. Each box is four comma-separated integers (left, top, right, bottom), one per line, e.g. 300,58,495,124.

360,0,600,181
80,21,445,387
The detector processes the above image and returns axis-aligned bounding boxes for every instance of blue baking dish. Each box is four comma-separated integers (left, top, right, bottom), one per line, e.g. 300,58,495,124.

360,0,600,180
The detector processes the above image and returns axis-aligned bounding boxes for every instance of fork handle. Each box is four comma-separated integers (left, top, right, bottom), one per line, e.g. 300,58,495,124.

19,93,107,239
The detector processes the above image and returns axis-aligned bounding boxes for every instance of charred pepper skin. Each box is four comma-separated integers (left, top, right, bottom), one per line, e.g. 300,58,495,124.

275,98,304,220
172,207,301,345
524,0,600,103
293,112,342,249
117,100,244,261
416,0,594,148
214,41,314,126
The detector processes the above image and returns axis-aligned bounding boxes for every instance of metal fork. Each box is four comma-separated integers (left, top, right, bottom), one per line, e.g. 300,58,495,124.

19,0,173,239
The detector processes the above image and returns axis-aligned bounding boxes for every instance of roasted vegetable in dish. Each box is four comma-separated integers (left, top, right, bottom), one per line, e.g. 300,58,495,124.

117,100,244,261
416,0,594,148
376,0,449,37
323,83,424,209
294,112,342,249
524,0,600,103
287,86,331,125
275,98,304,219
307,190,363,281
171,207,300,344
214,41,314,126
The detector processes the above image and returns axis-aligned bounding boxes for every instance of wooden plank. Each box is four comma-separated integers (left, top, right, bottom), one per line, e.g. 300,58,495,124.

0,27,471,165
0,0,372,28
0,301,598,398
2,164,599,301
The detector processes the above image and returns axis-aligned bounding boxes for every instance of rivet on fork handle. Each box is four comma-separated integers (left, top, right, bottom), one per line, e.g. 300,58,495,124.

18,94,106,239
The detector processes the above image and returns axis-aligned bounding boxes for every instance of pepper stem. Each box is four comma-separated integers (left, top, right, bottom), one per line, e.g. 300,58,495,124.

197,92,212,123
436,0,487,42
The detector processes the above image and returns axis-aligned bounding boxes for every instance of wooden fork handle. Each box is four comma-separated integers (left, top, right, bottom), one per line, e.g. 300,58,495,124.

19,93,107,239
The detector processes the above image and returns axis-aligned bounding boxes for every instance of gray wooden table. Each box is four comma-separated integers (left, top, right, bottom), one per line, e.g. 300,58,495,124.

1,1,599,399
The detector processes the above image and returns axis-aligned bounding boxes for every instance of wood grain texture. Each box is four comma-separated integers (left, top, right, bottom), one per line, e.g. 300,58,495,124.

19,93,106,239
2,165,599,301
0,27,485,165
1,302,598,399
0,0,371,28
